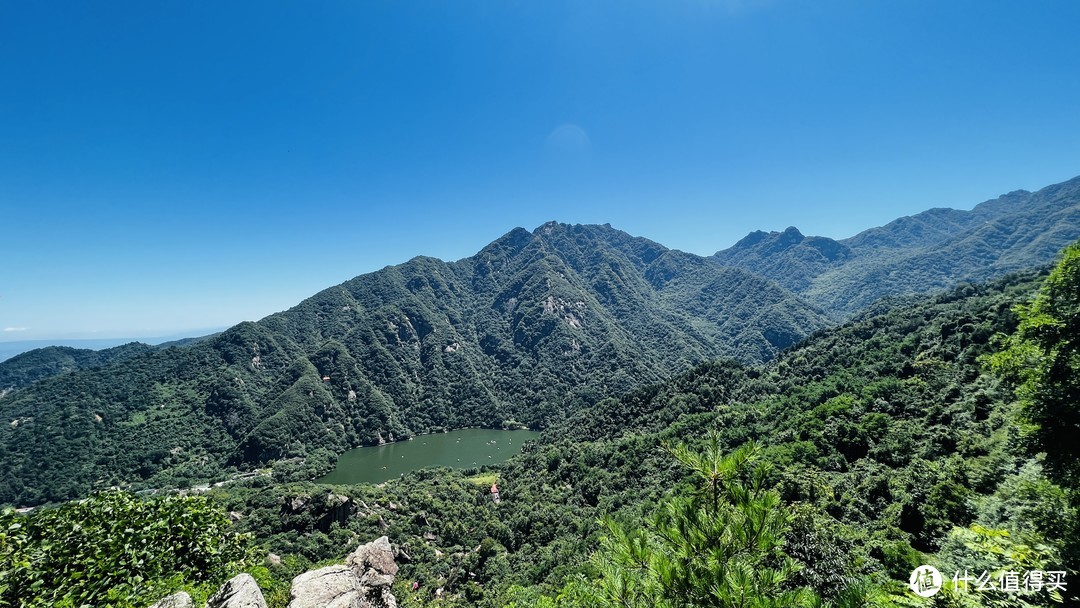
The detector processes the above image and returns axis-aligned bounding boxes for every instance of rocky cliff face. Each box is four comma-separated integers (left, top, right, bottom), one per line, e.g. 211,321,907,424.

148,536,399,608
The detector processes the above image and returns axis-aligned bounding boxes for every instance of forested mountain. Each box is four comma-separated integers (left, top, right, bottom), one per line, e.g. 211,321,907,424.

0,222,829,506
0,335,219,397
4,232,1078,606
197,252,1077,607
0,342,156,396
713,174,1080,317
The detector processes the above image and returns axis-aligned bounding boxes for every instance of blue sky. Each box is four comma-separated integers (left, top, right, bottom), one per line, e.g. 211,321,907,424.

2,1,1080,340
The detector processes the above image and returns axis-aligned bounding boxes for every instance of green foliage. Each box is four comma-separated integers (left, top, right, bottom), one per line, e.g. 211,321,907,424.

933,524,1064,607
0,222,831,507
0,343,156,395
585,437,812,608
466,268,1070,606
986,240,1080,596
0,491,253,608
186,264,1073,608
2,233,1078,607
988,241,1080,487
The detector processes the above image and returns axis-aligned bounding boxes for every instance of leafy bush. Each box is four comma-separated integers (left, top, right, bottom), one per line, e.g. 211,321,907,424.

0,491,254,608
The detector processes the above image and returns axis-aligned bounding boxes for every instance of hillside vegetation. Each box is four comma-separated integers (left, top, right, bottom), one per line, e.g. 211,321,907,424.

195,246,1078,607
714,174,1080,317
4,243,1076,607
0,343,156,397
0,222,829,507
0,492,255,608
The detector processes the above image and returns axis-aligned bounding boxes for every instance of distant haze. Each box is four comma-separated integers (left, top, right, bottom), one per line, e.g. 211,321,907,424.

0,330,224,362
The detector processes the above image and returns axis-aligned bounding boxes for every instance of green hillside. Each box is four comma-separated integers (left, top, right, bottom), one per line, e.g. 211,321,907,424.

0,342,156,397
714,174,1080,317
200,246,1078,607
0,222,828,507
5,242,1077,607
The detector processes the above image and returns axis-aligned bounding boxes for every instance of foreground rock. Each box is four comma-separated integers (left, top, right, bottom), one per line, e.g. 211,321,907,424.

149,592,194,608
207,574,268,608
287,536,398,608
148,537,396,608
288,565,362,608
345,536,398,578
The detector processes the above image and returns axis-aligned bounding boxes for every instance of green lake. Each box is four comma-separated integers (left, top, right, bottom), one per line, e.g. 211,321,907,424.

316,428,541,485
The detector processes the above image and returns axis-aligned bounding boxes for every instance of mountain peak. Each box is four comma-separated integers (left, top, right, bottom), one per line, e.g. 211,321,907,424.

534,220,562,235
713,227,849,294
715,173,1080,316
780,226,805,242
726,226,806,253
532,220,616,236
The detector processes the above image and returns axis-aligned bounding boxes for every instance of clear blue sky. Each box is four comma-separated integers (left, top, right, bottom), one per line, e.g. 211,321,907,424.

3,1,1080,340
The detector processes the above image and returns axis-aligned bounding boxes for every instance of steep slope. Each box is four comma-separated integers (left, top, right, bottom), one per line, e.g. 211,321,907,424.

0,222,828,506
713,174,1080,316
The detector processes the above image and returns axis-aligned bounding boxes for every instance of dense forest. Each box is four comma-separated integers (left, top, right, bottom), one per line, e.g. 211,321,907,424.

0,222,832,507
0,343,157,396
1,176,1079,606
6,241,1073,607
262,245,1077,606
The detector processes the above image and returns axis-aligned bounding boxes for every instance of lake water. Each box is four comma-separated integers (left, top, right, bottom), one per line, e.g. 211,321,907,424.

316,428,541,485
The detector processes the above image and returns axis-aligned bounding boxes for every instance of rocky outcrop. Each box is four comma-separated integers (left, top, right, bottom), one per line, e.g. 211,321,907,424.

346,536,398,578
149,592,194,608
279,492,355,533
148,538,397,608
288,536,398,608
287,565,361,608
206,574,268,608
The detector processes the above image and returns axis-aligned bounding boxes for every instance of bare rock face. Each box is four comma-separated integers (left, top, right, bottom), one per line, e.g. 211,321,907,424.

287,565,362,608
148,591,193,608
346,536,398,577
287,536,399,608
207,573,269,608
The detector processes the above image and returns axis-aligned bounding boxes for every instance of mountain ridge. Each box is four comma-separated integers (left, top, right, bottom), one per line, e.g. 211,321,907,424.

0,221,827,506
5,174,1079,507
713,174,1080,315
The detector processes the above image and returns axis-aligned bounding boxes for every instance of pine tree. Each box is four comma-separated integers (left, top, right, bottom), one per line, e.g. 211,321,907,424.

588,435,811,608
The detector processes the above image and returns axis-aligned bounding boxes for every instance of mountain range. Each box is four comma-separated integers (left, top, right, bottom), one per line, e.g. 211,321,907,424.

713,174,1080,316
1,174,1079,506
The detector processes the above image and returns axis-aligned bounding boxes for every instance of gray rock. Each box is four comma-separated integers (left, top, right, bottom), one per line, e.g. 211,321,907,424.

359,569,394,589
345,536,398,577
287,565,362,608
287,537,399,608
207,573,268,608
148,591,193,608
